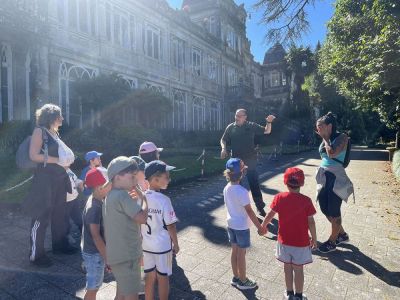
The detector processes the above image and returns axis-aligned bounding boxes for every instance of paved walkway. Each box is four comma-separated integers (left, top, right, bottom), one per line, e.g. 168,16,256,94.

0,147,399,299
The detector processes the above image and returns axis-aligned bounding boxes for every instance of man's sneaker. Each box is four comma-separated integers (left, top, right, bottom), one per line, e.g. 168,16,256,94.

336,232,350,245
236,278,257,290
230,276,240,287
318,240,337,253
30,255,53,268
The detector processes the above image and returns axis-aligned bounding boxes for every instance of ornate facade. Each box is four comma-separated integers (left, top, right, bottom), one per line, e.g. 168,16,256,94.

0,0,290,130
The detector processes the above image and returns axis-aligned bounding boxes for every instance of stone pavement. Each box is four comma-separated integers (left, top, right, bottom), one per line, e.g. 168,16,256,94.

0,147,399,299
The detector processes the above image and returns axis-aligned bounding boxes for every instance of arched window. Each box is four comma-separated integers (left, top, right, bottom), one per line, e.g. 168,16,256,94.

59,62,97,127
209,100,220,130
0,45,13,123
192,95,205,130
173,89,186,131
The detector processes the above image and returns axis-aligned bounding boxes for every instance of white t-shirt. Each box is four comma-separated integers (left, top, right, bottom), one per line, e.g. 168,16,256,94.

66,168,82,202
141,190,178,254
223,183,251,230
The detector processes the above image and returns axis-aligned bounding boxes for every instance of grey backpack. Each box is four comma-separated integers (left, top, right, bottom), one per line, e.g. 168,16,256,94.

16,127,49,170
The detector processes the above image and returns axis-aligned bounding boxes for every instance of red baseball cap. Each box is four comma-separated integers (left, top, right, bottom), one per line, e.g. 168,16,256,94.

85,168,107,188
283,167,305,187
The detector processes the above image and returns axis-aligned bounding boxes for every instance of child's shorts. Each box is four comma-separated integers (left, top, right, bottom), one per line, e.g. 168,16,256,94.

227,227,250,248
110,258,141,296
82,252,105,290
276,242,313,265
143,251,173,276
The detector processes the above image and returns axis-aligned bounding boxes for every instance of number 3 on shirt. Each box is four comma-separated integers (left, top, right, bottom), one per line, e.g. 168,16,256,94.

145,215,153,235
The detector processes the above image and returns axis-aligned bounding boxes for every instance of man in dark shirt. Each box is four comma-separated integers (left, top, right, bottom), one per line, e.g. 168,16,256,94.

221,109,276,216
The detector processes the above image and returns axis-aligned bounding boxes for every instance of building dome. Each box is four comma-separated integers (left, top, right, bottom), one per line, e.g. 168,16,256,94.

263,43,286,65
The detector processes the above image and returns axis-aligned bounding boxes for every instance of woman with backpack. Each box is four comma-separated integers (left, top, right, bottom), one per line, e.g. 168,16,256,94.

26,104,77,267
315,112,354,253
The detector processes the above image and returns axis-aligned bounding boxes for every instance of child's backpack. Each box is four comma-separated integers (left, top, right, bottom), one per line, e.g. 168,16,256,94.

16,127,49,170
332,134,351,168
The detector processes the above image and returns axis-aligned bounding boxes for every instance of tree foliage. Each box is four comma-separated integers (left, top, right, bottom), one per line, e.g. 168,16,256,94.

254,0,317,44
319,0,400,129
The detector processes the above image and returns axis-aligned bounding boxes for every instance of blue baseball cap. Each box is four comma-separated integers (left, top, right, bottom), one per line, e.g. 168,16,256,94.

145,160,175,180
85,151,103,162
226,158,247,174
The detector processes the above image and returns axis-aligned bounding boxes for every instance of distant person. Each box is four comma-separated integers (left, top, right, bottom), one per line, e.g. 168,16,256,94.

27,104,77,268
261,167,317,300
139,141,163,163
80,151,103,197
315,112,354,253
66,167,84,241
103,157,148,300
141,160,179,300
81,168,111,300
221,109,276,216
223,158,267,290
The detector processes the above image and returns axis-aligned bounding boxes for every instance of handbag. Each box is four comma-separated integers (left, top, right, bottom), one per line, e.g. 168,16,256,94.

16,127,48,170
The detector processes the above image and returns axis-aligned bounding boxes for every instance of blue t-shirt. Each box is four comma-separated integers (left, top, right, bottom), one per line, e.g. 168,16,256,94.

80,165,92,196
319,133,347,168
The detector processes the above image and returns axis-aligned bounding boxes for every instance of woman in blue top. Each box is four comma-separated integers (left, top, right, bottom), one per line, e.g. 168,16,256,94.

315,112,353,253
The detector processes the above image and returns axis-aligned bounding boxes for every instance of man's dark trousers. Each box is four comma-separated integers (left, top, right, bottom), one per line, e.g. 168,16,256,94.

246,168,265,211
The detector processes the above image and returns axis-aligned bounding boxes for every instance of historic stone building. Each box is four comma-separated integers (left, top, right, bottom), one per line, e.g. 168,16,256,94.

0,0,289,130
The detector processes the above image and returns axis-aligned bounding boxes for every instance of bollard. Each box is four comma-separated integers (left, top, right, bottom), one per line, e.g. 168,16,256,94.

197,149,208,181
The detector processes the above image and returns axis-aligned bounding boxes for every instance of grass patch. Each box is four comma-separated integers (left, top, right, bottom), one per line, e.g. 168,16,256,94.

0,144,315,204
0,152,32,203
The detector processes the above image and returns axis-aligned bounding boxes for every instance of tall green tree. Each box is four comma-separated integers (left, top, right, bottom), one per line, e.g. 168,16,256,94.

254,0,318,43
319,0,400,146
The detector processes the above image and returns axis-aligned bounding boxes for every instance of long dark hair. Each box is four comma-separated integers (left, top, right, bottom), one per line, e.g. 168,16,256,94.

317,112,337,133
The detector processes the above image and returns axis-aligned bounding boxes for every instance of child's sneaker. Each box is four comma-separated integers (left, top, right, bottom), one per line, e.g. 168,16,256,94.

230,276,240,287
336,232,350,245
236,278,257,290
318,240,337,253
294,295,308,300
283,291,295,299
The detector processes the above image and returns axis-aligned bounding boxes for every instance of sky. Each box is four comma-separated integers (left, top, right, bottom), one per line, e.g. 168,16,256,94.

167,0,335,64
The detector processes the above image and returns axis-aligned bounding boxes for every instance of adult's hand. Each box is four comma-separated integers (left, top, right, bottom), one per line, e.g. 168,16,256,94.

266,115,276,123
221,149,228,159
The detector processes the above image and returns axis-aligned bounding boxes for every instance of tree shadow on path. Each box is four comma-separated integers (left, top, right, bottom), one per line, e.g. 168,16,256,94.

313,243,400,287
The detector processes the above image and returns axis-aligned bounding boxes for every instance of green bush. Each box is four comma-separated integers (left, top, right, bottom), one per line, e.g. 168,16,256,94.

392,150,400,181
0,120,32,152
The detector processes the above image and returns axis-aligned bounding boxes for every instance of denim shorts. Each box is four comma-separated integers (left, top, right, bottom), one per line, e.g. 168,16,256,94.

227,228,250,248
82,252,105,290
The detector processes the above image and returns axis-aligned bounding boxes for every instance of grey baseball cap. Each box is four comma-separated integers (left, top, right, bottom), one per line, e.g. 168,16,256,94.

107,156,138,180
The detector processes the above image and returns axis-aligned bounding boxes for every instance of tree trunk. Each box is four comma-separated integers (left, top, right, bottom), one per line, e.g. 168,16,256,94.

396,128,400,149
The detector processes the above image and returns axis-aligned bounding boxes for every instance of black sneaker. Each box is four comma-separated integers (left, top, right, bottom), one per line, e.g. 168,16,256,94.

230,276,240,287
318,240,337,253
336,232,350,245
30,255,53,268
236,278,257,290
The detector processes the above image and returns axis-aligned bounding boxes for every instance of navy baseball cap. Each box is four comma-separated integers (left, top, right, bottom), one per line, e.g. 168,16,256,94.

85,151,103,162
226,158,247,174
145,160,175,180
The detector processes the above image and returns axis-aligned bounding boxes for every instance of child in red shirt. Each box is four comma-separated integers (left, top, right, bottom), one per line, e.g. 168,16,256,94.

261,167,317,300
